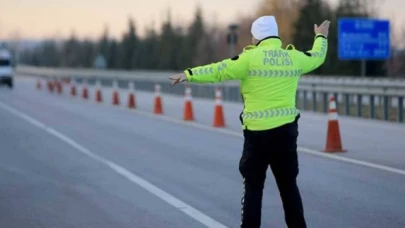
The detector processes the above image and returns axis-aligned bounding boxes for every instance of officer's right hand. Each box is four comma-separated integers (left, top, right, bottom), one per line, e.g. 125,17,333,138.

314,20,330,37
169,73,187,86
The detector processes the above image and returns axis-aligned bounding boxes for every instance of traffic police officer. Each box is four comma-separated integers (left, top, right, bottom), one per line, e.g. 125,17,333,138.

169,16,330,228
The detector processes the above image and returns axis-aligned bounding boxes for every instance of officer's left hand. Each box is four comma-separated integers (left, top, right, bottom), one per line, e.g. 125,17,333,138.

169,73,187,86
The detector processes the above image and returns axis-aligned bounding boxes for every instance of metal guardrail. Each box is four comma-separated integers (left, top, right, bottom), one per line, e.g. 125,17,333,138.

16,65,405,123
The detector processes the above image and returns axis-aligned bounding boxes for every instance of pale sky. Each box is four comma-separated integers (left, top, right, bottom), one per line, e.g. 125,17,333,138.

0,0,403,40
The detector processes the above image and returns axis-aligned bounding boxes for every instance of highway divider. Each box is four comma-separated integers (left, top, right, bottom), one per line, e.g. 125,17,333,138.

23,65,405,123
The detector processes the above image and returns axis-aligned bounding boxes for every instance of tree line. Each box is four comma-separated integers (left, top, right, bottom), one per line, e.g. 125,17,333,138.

17,0,405,77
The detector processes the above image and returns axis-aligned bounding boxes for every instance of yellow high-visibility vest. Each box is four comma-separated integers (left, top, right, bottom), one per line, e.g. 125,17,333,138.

184,35,328,130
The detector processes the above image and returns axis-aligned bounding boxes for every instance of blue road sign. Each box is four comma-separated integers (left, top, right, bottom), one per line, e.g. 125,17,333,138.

338,18,391,60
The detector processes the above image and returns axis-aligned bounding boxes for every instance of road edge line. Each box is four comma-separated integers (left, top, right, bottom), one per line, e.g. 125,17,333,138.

0,101,229,228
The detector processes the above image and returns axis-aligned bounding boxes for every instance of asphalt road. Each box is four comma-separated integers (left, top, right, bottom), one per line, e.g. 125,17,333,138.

0,76,404,228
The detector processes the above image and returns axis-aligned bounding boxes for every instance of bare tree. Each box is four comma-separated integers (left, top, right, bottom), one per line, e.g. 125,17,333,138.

389,23,405,77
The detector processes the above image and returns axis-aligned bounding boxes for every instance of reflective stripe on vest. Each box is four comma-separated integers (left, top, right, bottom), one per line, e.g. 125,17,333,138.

248,69,303,77
309,41,327,58
242,107,300,120
192,63,227,76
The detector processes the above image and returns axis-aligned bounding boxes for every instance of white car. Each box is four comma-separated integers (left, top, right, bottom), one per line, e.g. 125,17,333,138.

0,49,14,88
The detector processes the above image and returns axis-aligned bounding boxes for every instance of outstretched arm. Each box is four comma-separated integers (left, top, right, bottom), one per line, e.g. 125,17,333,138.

184,54,249,83
169,51,250,86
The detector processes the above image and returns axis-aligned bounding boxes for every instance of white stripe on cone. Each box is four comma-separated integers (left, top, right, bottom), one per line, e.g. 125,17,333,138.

328,96,338,120
328,112,338,120
185,86,192,101
155,84,161,97
215,88,222,105
329,99,337,110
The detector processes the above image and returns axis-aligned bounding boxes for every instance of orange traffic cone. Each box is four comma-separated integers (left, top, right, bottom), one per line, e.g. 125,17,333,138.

127,81,136,109
70,81,77,96
95,80,103,103
56,80,62,94
112,80,120,105
323,95,347,153
82,80,88,99
112,91,120,105
213,87,225,127
47,80,54,93
37,79,41,90
53,80,57,92
153,84,163,114
183,85,194,121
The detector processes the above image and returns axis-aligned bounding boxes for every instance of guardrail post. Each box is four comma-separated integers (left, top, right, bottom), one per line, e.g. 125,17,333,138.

199,85,204,99
224,86,230,102
383,95,389,121
236,87,242,102
303,90,308,110
312,91,317,111
370,95,375,119
357,94,362,117
323,92,328,113
398,96,404,123
200,85,206,99
334,92,339,112
344,94,350,116
194,85,200,98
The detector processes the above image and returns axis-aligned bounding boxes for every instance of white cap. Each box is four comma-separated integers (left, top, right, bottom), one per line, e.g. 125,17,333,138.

251,16,279,40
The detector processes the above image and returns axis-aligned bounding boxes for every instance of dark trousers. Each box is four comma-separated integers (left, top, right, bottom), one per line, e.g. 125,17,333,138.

239,115,306,228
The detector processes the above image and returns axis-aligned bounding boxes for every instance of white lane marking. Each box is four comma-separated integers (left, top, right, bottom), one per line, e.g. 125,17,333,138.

297,147,405,175
113,105,405,177
0,102,228,228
